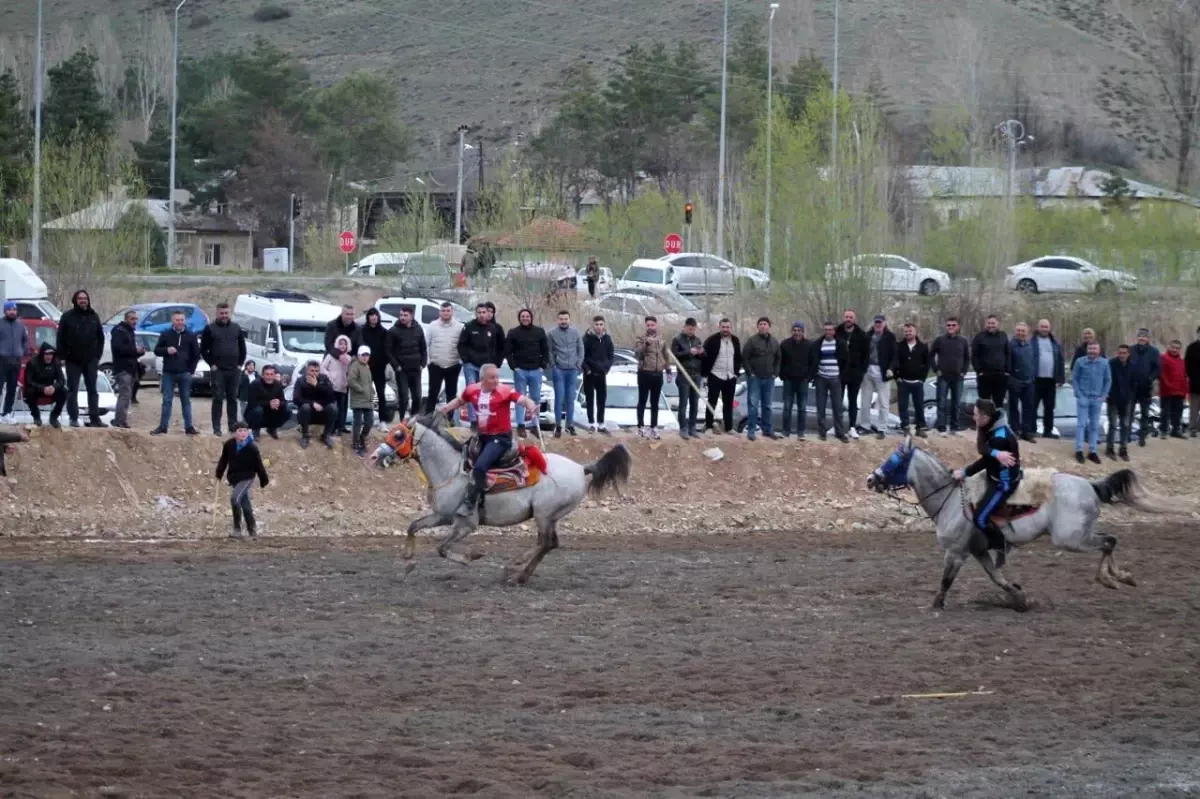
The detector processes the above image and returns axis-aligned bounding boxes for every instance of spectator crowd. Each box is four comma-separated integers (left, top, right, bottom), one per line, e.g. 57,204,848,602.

2,295,1199,467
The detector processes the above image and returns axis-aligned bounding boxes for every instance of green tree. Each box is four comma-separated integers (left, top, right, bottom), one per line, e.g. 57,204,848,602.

530,64,611,214
114,203,168,269
0,71,32,241
721,21,772,152
45,50,114,143
132,113,200,200
781,54,831,122
310,72,411,183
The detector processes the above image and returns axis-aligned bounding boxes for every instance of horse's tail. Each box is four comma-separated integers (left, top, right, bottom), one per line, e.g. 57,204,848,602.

584,444,632,498
1091,469,1196,514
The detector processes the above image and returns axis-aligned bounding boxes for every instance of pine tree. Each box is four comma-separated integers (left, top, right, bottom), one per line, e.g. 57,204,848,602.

132,113,198,200
0,71,32,240
45,50,114,143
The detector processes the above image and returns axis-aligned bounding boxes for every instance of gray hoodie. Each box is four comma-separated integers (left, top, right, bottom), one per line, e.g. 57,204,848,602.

548,324,584,371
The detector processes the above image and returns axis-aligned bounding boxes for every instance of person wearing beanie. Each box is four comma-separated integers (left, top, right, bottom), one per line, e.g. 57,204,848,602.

348,344,376,455
0,301,29,423
778,321,812,437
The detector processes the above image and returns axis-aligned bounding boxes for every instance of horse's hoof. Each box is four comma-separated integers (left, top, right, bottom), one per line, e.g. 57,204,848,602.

1114,570,1137,587
397,561,416,583
931,597,945,610
1012,593,1028,612
1096,572,1120,590
444,550,474,567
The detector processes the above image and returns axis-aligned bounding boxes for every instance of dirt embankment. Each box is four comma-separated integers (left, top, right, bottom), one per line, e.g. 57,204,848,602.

2,426,1197,540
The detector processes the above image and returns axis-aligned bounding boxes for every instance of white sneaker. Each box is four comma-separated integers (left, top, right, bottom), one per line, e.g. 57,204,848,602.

848,427,860,440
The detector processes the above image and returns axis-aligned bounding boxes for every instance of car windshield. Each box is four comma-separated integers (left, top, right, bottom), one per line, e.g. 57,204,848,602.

625,266,667,284
405,255,449,275
279,324,327,353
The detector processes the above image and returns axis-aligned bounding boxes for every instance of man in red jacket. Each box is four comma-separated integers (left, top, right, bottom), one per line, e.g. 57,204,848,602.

1159,339,1189,439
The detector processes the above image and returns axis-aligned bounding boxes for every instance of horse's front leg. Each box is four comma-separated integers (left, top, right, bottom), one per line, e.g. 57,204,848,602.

437,513,485,565
972,552,1028,611
932,550,966,610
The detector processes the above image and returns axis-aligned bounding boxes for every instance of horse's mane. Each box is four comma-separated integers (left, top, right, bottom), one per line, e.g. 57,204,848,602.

411,411,464,452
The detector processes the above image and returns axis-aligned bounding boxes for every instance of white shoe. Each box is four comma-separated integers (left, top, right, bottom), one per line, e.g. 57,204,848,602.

848,427,860,440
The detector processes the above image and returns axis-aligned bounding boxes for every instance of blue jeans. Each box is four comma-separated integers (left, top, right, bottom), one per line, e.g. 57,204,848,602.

745,375,775,436
935,375,964,432
512,368,543,428
1008,379,1036,436
1075,396,1103,452
780,379,808,435
462,363,481,422
159,372,194,430
552,367,580,427
473,433,512,480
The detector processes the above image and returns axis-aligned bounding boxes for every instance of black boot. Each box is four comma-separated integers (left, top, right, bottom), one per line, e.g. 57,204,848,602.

230,507,244,539
244,507,257,538
457,482,481,517
983,522,1007,551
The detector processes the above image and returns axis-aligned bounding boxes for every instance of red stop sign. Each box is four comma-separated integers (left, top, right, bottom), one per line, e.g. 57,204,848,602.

339,230,357,254
663,233,683,254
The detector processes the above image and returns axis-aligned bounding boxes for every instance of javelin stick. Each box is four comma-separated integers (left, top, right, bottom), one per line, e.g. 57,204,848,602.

665,347,722,433
210,478,221,535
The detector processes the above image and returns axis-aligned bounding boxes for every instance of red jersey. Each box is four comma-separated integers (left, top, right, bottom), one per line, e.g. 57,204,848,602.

1160,352,1188,397
462,383,522,435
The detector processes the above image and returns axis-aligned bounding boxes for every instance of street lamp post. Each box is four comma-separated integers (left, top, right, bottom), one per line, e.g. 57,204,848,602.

715,0,730,260
998,119,1026,213
168,0,188,269
454,125,470,244
30,0,44,273
764,2,779,281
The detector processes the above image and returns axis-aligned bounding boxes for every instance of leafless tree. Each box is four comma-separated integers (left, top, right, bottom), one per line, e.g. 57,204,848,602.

1128,1,1200,191
931,14,996,166
0,34,37,110
85,16,124,111
131,13,173,139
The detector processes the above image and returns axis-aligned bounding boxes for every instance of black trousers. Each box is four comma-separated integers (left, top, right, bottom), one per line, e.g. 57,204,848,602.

977,373,1008,408
705,375,736,431
426,363,462,412
395,368,422,418
1135,392,1154,441
1161,396,1185,434
210,367,241,431
583,372,607,424
843,370,864,429
587,278,597,298
65,359,102,422
636,370,663,429
28,386,68,422
1033,377,1057,435
371,369,392,423
298,402,335,435
0,359,21,415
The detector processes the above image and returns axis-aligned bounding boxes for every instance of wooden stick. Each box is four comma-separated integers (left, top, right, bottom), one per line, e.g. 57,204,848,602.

665,348,723,433
899,691,995,699
210,479,221,535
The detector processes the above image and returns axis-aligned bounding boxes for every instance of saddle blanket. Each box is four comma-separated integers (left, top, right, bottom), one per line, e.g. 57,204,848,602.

966,467,1056,509
467,444,549,494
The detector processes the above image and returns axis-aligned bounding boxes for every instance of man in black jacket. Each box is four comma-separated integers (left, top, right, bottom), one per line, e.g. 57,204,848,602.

835,309,869,439
809,321,850,442
245,364,291,437
583,315,614,433
778,322,812,437
293,360,337,449
23,342,68,427
200,302,247,436
700,318,742,434
930,317,971,434
505,308,549,437
109,309,145,429
386,306,427,419
55,289,106,427
1185,325,1200,438
360,309,392,424
152,310,201,435
457,303,505,427
215,423,270,539
972,315,1010,406
671,318,706,438
896,322,930,436
857,314,898,439
324,305,362,361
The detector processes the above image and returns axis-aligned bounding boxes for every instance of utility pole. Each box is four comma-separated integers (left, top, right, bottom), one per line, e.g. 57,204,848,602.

455,125,469,245
831,0,839,179
477,139,484,193
168,0,189,269
288,193,296,273
715,0,730,260
998,120,1025,214
31,0,44,272
764,2,779,281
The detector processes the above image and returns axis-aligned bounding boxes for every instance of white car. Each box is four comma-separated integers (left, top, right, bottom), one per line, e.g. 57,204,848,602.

658,253,771,293
347,252,414,276
576,266,615,294
1004,256,1137,295
573,370,677,431
366,296,472,326
618,259,680,293
10,371,117,424
587,291,690,331
828,254,950,296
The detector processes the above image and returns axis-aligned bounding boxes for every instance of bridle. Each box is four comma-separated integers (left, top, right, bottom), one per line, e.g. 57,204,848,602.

879,450,967,522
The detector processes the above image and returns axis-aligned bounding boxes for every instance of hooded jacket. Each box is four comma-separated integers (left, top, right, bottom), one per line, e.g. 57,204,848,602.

109,320,141,376
583,328,614,375
458,318,505,367
360,317,391,376
835,324,870,374
1160,351,1188,398
779,335,813,382
324,316,362,360
56,292,104,364
347,358,375,409
0,314,28,361
24,343,65,396
200,319,247,370
387,320,427,372
154,325,201,375
320,335,353,392
505,318,550,371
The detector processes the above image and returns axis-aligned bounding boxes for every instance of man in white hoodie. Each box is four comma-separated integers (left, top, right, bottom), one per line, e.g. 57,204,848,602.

424,302,464,413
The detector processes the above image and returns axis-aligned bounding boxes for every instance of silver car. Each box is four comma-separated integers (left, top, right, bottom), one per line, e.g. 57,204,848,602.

99,330,160,385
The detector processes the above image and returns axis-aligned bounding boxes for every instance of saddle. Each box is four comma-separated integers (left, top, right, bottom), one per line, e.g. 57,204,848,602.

463,437,548,493
965,468,1056,522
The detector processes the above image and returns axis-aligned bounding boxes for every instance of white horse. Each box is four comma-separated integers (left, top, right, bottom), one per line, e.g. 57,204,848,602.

371,412,632,583
866,436,1191,610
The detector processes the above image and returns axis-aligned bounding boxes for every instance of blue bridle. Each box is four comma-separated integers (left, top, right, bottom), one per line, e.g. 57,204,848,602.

871,444,916,490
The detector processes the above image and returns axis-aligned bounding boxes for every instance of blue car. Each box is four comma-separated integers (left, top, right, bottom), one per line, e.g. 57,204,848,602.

103,303,210,336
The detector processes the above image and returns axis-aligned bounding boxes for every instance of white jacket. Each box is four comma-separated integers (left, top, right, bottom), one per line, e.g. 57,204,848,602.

425,319,464,368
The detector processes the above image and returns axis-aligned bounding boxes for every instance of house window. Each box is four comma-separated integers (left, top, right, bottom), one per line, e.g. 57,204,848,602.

204,243,222,267
214,202,228,216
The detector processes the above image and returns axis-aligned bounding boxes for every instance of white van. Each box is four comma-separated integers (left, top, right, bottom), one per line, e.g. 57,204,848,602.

0,258,63,320
233,290,343,384
346,252,414,276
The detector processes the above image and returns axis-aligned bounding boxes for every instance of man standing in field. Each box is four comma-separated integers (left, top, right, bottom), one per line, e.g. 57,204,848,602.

200,302,247,436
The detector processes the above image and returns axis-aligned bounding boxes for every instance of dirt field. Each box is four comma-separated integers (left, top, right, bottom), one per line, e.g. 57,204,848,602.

2,425,1200,796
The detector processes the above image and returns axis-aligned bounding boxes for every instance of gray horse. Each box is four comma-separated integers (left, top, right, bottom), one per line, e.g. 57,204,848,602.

866,436,1189,610
371,412,631,583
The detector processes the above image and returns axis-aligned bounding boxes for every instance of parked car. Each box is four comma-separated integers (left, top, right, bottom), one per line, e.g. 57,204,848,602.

827,254,950,296
586,292,690,331
618,259,679,293
1003,256,1137,295
659,253,770,292
368,296,473,326
576,266,616,295
347,252,413,276
398,253,455,294
0,257,62,320
612,285,715,324
11,369,117,423
574,370,676,431
103,303,209,336
732,377,901,434
99,330,160,386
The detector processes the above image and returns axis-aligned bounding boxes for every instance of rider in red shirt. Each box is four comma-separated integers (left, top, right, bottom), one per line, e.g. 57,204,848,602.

441,364,539,515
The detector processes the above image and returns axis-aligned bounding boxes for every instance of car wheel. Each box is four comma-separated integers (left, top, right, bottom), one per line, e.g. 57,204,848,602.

99,363,114,383
1095,280,1116,296
923,401,938,429
1016,278,1038,294
736,418,748,433
918,279,940,296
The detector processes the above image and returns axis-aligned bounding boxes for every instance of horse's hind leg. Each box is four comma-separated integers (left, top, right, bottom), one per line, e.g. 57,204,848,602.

509,519,557,585
1104,535,1136,586
972,552,1028,611
932,551,967,610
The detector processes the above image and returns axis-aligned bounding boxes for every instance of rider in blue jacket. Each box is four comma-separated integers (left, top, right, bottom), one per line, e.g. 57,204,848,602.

954,399,1021,551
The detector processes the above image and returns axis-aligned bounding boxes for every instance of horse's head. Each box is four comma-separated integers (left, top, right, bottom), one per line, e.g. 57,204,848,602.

866,434,916,493
371,421,416,466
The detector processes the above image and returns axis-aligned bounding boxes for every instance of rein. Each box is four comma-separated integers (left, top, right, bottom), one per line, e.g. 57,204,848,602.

884,458,967,522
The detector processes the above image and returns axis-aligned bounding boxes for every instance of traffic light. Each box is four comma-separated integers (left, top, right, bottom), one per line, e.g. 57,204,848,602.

684,202,693,225
292,195,303,219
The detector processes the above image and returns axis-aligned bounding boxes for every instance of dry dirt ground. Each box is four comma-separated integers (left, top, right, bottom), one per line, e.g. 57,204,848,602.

2,420,1199,796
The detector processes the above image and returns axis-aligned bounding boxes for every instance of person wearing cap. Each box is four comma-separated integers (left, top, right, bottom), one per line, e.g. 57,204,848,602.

1129,328,1161,446
741,317,781,441
778,321,813,437
670,317,705,439
347,344,376,456
858,314,897,439
0,301,29,423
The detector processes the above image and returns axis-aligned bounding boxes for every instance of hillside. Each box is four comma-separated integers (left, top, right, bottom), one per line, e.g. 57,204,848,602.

0,0,1167,179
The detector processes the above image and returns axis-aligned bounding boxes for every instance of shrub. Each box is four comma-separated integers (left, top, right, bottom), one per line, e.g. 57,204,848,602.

252,5,291,22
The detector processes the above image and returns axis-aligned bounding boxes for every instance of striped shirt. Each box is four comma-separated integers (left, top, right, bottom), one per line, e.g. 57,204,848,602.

819,338,840,379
